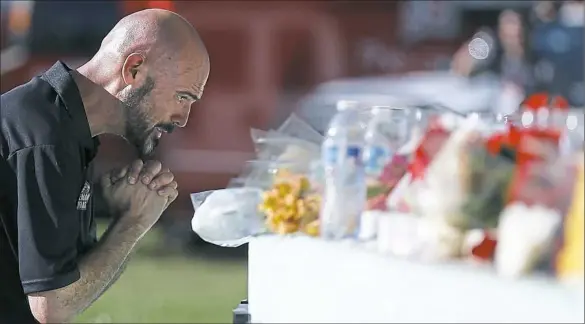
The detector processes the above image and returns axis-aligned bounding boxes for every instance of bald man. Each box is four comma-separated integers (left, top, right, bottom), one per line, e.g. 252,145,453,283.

0,9,209,323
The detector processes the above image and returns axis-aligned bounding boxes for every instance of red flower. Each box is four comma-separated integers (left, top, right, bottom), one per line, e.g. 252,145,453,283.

408,125,450,181
470,231,498,261
504,92,569,203
521,92,569,112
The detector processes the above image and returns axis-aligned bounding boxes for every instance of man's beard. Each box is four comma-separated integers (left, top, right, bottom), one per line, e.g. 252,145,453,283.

122,76,160,159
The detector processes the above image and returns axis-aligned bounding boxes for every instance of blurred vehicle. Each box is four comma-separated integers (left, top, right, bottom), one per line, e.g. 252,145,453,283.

296,71,502,134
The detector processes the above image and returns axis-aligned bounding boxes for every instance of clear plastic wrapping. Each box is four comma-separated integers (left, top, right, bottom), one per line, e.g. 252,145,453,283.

190,188,265,247
254,134,320,164
276,113,324,145
363,107,411,211
495,155,579,278
191,113,323,246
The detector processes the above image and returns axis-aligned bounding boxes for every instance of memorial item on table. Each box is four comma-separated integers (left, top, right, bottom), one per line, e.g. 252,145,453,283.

458,137,515,230
252,113,323,165
453,94,574,263
499,93,571,204
253,131,320,167
392,113,456,213
365,154,410,211
462,229,498,262
407,116,453,182
276,113,324,145
319,101,367,240
409,115,485,228
495,203,562,278
363,107,410,211
190,114,324,245
383,116,478,260
487,93,583,278
258,169,321,235
361,107,419,241
191,188,265,247
238,114,322,190
495,152,579,278
246,114,324,236
361,155,410,241
555,153,584,284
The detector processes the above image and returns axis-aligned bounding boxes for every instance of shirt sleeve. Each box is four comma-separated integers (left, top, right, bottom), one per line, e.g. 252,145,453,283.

9,144,84,294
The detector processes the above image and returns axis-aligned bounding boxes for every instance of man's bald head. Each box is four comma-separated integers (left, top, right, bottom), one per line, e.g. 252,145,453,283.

100,9,207,64
86,9,209,158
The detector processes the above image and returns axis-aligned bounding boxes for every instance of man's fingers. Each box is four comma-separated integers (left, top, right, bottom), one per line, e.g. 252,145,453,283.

140,160,163,185
101,166,129,186
148,171,175,190
157,181,178,196
127,159,144,184
110,166,129,184
161,186,179,209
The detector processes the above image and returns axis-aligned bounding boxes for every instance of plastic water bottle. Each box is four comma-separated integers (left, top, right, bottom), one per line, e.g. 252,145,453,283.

320,100,367,240
363,106,409,178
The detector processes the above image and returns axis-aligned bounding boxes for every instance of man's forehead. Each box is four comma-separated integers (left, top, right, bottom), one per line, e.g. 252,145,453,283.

186,56,209,85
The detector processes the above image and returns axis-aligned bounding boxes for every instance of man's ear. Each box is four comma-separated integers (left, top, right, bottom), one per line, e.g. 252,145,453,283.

122,53,146,86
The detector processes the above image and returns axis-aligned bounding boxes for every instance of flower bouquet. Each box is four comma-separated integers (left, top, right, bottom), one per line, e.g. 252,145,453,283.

191,114,324,246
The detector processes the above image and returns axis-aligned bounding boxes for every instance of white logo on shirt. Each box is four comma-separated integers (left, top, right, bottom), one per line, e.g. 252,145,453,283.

76,181,91,211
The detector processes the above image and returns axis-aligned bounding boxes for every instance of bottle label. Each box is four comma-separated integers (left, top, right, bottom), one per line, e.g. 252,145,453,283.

346,146,363,166
364,145,392,176
323,144,339,167
323,144,363,167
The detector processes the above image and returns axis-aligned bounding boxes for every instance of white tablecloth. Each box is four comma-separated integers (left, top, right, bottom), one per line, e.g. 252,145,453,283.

248,235,584,323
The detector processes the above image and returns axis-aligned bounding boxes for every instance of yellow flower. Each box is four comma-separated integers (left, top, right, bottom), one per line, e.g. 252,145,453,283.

277,221,299,234
303,219,320,237
299,176,311,193
257,168,326,235
281,205,298,221
296,199,307,218
274,182,293,197
283,193,297,207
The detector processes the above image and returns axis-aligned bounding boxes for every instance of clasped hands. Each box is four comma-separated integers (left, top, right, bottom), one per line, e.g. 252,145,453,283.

100,159,178,230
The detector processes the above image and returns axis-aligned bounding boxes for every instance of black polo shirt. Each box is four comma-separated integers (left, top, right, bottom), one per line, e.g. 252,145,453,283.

0,61,99,323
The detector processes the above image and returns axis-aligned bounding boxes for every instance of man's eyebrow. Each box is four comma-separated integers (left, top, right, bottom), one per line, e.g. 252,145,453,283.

177,90,200,101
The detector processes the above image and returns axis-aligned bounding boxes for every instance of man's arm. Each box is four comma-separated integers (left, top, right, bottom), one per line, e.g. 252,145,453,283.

27,159,178,323
10,147,175,323
9,147,156,323
28,217,144,323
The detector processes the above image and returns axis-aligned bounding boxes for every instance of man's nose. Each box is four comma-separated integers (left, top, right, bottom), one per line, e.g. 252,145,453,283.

172,107,191,128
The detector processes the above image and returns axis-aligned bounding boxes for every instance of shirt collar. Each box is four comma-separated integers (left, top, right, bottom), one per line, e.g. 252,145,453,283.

41,61,99,160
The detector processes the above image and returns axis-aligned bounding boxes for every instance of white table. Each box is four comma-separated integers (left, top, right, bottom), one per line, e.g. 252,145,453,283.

248,235,584,323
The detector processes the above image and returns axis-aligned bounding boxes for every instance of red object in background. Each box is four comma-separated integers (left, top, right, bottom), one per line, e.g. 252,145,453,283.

521,92,570,112
408,118,451,181
470,230,498,261
486,92,569,158
379,155,409,185
122,0,175,14
148,1,175,11
366,194,389,211
366,155,410,211
486,93,570,205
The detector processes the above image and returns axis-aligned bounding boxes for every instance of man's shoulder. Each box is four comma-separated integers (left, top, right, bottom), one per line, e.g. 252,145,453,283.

1,76,68,155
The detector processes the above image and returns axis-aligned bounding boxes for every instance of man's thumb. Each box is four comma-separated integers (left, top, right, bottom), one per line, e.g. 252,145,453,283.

104,166,129,186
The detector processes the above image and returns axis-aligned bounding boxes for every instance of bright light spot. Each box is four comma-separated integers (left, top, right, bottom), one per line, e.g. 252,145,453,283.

566,115,578,130
522,112,534,127
468,37,490,60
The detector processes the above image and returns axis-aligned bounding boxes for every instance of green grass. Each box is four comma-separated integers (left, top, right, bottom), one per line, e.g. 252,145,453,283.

76,222,247,323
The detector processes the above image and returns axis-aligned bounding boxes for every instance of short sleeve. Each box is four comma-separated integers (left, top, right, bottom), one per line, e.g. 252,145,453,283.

9,145,84,294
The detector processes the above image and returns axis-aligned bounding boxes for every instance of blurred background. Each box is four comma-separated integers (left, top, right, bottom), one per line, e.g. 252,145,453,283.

1,0,583,322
